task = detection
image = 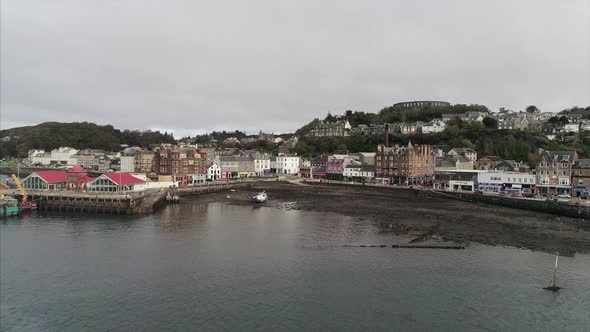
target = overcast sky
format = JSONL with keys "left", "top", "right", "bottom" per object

{"left": 1, "top": 0, "right": 589, "bottom": 137}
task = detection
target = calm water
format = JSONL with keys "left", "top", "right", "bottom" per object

{"left": 1, "top": 198, "right": 590, "bottom": 331}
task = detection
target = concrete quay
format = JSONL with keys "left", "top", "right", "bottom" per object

{"left": 22, "top": 179, "right": 280, "bottom": 215}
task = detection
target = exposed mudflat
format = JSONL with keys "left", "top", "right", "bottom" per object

{"left": 195, "top": 183, "right": 590, "bottom": 255}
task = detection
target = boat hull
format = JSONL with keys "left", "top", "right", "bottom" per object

{"left": 1, "top": 206, "right": 22, "bottom": 217}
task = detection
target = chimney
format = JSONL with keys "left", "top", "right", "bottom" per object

{"left": 385, "top": 124, "right": 390, "bottom": 147}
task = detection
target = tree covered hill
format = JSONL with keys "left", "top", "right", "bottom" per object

{"left": 0, "top": 122, "right": 176, "bottom": 158}
{"left": 296, "top": 104, "right": 491, "bottom": 136}
{"left": 294, "top": 120, "right": 589, "bottom": 163}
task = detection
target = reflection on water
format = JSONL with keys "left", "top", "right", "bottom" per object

{"left": 1, "top": 198, "right": 589, "bottom": 331}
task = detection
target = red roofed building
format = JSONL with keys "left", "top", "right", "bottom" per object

{"left": 66, "top": 166, "right": 93, "bottom": 190}
{"left": 21, "top": 171, "right": 68, "bottom": 191}
{"left": 88, "top": 173, "right": 146, "bottom": 192}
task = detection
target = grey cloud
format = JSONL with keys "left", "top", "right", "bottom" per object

{"left": 2, "top": 0, "right": 589, "bottom": 136}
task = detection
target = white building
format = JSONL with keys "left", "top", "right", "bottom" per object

{"left": 29, "top": 147, "right": 78, "bottom": 166}
{"left": 29, "top": 150, "right": 51, "bottom": 165}
{"left": 421, "top": 119, "right": 447, "bottom": 134}
{"left": 477, "top": 171, "right": 536, "bottom": 194}
{"left": 400, "top": 122, "right": 421, "bottom": 135}
{"left": 564, "top": 123, "right": 580, "bottom": 133}
{"left": 343, "top": 164, "right": 375, "bottom": 179}
{"left": 191, "top": 174, "right": 206, "bottom": 184}
{"left": 120, "top": 156, "right": 135, "bottom": 173}
{"left": 252, "top": 153, "right": 271, "bottom": 176}
{"left": 275, "top": 155, "right": 300, "bottom": 174}
{"left": 51, "top": 147, "right": 79, "bottom": 165}
{"left": 448, "top": 147, "right": 478, "bottom": 162}
{"left": 207, "top": 163, "right": 221, "bottom": 180}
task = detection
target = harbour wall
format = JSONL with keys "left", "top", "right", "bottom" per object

{"left": 434, "top": 191, "right": 590, "bottom": 219}
{"left": 27, "top": 180, "right": 271, "bottom": 216}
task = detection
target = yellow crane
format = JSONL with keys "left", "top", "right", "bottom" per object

{"left": 11, "top": 174, "right": 27, "bottom": 204}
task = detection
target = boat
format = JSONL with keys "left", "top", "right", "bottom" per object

{"left": 165, "top": 193, "right": 180, "bottom": 203}
{"left": 543, "top": 252, "right": 563, "bottom": 292}
{"left": 1, "top": 197, "right": 22, "bottom": 217}
{"left": 252, "top": 191, "right": 268, "bottom": 203}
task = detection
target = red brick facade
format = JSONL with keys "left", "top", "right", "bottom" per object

{"left": 375, "top": 142, "right": 435, "bottom": 183}
{"left": 153, "top": 147, "right": 206, "bottom": 175}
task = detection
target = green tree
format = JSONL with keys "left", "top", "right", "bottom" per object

{"left": 482, "top": 117, "right": 498, "bottom": 129}
{"left": 526, "top": 105, "right": 539, "bottom": 113}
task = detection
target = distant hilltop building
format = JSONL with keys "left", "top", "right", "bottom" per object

{"left": 308, "top": 119, "right": 351, "bottom": 137}
{"left": 393, "top": 101, "right": 450, "bottom": 109}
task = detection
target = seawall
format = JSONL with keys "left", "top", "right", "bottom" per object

{"left": 434, "top": 191, "right": 590, "bottom": 219}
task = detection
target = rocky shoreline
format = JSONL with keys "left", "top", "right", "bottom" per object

{"left": 198, "top": 182, "right": 590, "bottom": 255}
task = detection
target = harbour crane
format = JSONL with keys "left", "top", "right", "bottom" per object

{"left": 11, "top": 174, "right": 27, "bottom": 204}
{"left": 10, "top": 174, "right": 37, "bottom": 210}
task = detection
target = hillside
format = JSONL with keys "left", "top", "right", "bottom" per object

{"left": 296, "top": 104, "right": 490, "bottom": 136}
{"left": 0, "top": 122, "right": 176, "bottom": 158}
{"left": 294, "top": 121, "right": 589, "bottom": 163}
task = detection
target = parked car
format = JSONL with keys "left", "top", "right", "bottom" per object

{"left": 557, "top": 193, "right": 571, "bottom": 199}
{"left": 522, "top": 189, "right": 534, "bottom": 198}
{"left": 580, "top": 192, "right": 590, "bottom": 200}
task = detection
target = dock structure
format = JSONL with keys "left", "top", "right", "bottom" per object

{"left": 26, "top": 181, "right": 246, "bottom": 215}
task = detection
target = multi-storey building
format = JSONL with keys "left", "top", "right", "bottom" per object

{"left": 497, "top": 113, "right": 529, "bottom": 130}
{"left": 326, "top": 155, "right": 356, "bottom": 180}
{"left": 421, "top": 119, "right": 447, "bottom": 134}
{"left": 355, "top": 152, "right": 376, "bottom": 166}
{"left": 219, "top": 155, "right": 256, "bottom": 178}
{"left": 572, "top": 159, "right": 590, "bottom": 197}
{"left": 29, "top": 147, "right": 78, "bottom": 166}
{"left": 375, "top": 142, "right": 436, "bottom": 185}
{"left": 436, "top": 155, "right": 473, "bottom": 170}
{"left": 251, "top": 152, "right": 271, "bottom": 176}
{"left": 535, "top": 149, "right": 578, "bottom": 197}
{"left": 207, "top": 161, "right": 221, "bottom": 180}
{"left": 120, "top": 156, "right": 135, "bottom": 173}
{"left": 308, "top": 120, "right": 351, "bottom": 137}
{"left": 275, "top": 155, "right": 301, "bottom": 174}
{"left": 343, "top": 164, "right": 375, "bottom": 181}
{"left": 447, "top": 147, "right": 477, "bottom": 163}
{"left": 133, "top": 151, "right": 154, "bottom": 173}
{"left": 475, "top": 156, "right": 513, "bottom": 171}
{"left": 477, "top": 171, "right": 536, "bottom": 194}
{"left": 153, "top": 147, "right": 206, "bottom": 176}
{"left": 75, "top": 152, "right": 97, "bottom": 170}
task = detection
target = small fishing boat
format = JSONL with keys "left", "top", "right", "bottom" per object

{"left": 252, "top": 191, "right": 268, "bottom": 204}
{"left": 543, "top": 252, "right": 563, "bottom": 292}
{"left": 1, "top": 197, "right": 22, "bottom": 217}
{"left": 165, "top": 193, "right": 180, "bottom": 203}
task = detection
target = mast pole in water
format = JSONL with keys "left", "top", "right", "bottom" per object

{"left": 552, "top": 252, "right": 559, "bottom": 288}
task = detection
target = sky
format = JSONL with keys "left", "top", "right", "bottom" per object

{"left": 1, "top": 0, "right": 589, "bottom": 137}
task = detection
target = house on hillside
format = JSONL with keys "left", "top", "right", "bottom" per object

{"left": 475, "top": 156, "right": 513, "bottom": 171}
